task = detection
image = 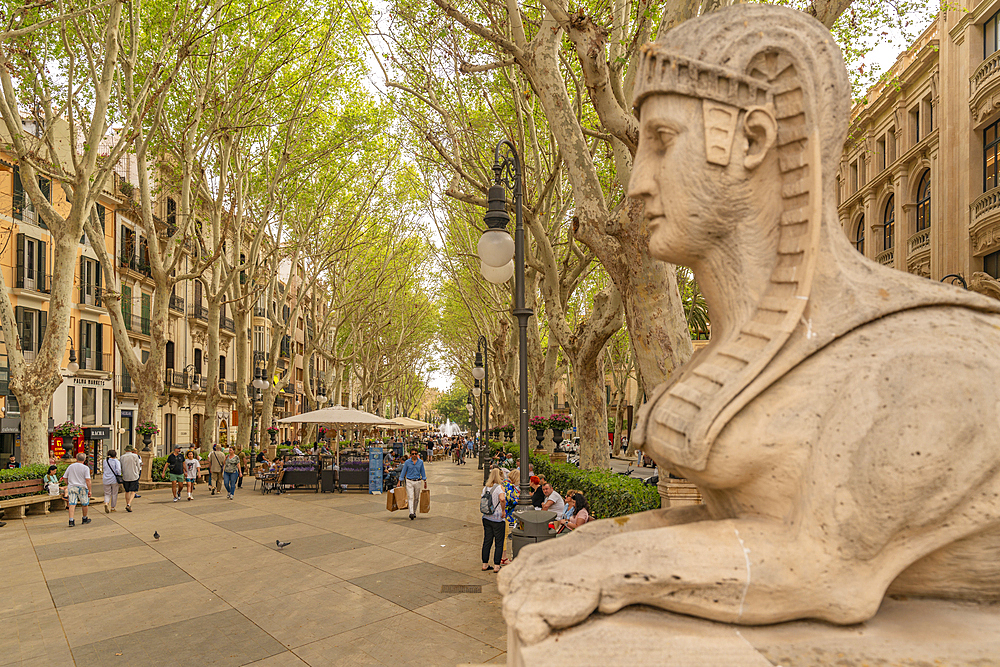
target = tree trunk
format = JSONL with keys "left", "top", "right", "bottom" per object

{"left": 574, "top": 352, "right": 610, "bottom": 470}
{"left": 19, "top": 396, "right": 51, "bottom": 466}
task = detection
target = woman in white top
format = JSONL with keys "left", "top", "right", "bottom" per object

{"left": 481, "top": 467, "right": 507, "bottom": 573}
{"left": 102, "top": 450, "right": 122, "bottom": 513}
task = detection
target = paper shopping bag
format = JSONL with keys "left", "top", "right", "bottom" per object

{"left": 386, "top": 490, "right": 398, "bottom": 512}
{"left": 419, "top": 487, "right": 430, "bottom": 514}
{"left": 393, "top": 485, "right": 408, "bottom": 509}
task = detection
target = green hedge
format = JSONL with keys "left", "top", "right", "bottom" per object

{"left": 0, "top": 463, "right": 72, "bottom": 498}
{"left": 489, "top": 441, "right": 659, "bottom": 519}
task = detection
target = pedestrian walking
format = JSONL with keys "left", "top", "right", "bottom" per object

{"left": 222, "top": 446, "right": 242, "bottom": 500}
{"left": 102, "top": 450, "right": 122, "bottom": 513}
{"left": 162, "top": 445, "right": 185, "bottom": 501}
{"left": 208, "top": 445, "right": 226, "bottom": 496}
{"left": 237, "top": 451, "right": 247, "bottom": 488}
{"left": 183, "top": 450, "right": 200, "bottom": 500}
{"left": 62, "top": 452, "right": 92, "bottom": 527}
{"left": 120, "top": 445, "right": 141, "bottom": 512}
{"left": 397, "top": 449, "right": 426, "bottom": 520}
{"left": 481, "top": 467, "right": 506, "bottom": 572}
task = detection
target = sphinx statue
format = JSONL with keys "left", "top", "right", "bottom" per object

{"left": 499, "top": 5, "right": 1000, "bottom": 646}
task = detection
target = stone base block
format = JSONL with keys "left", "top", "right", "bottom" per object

{"left": 507, "top": 598, "right": 1000, "bottom": 666}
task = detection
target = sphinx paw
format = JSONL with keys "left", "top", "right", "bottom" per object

{"left": 502, "top": 572, "right": 601, "bottom": 645}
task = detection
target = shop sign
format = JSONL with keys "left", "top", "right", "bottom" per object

{"left": 72, "top": 378, "right": 107, "bottom": 386}
{"left": 84, "top": 427, "right": 110, "bottom": 440}
{"left": 368, "top": 447, "right": 383, "bottom": 494}
{"left": 1, "top": 417, "right": 20, "bottom": 434}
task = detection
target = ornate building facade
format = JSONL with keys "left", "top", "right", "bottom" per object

{"left": 840, "top": 1, "right": 1000, "bottom": 283}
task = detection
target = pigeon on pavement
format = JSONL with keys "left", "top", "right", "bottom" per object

{"left": 153, "top": 531, "right": 159, "bottom": 540}
{"left": 276, "top": 539, "right": 291, "bottom": 549}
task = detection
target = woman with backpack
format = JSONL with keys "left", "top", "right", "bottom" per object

{"left": 481, "top": 467, "right": 506, "bottom": 573}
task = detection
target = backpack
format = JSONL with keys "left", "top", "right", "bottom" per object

{"left": 480, "top": 486, "right": 497, "bottom": 516}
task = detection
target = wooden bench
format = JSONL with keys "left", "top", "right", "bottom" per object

{"left": 0, "top": 479, "right": 67, "bottom": 518}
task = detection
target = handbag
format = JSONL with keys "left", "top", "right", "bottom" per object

{"left": 419, "top": 487, "right": 431, "bottom": 514}
{"left": 109, "top": 460, "right": 123, "bottom": 484}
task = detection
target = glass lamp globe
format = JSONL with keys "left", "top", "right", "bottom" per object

{"left": 481, "top": 259, "right": 514, "bottom": 284}
{"left": 472, "top": 366, "right": 485, "bottom": 381}
{"left": 67, "top": 360, "right": 79, "bottom": 373}
{"left": 478, "top": 229, "right": 514, "bottom": 268}
{"left": 472, "top": 386, "right": 482, "bottom": 397}
{"left": 253, "top": 377, "right": 267, "bottom": 390}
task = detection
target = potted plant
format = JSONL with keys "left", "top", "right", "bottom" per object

{"left": 548, "top": 413, "right": 573, "bottom": 447}
{"left": 53, "top": 421, "right": 83, "bottom": 438}
{"left": 135, "top": 420, "right": 159, "bottom": 451}
{"left": 266, "top": 425, "right": 279, "bottom": 446}
{"left": 502, "top": 423, "right": 515, "bottom": 441}
{"left": 529, "top": 416, "right": 547, "bottom": 446}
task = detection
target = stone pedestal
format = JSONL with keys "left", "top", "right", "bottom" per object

{"left": 139, "top": 450, "right": 153, "bottom": 482}
{"left": 507, "top": 599, "right": 1000, "bottom": 666}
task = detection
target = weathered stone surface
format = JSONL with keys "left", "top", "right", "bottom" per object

{"left": 500, "top": 3, "right": 1000, "bottom": 650}
{"left": 509, "top": 600, "right": 1000, "bottom": 667}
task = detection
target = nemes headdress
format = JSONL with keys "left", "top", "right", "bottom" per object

{"left": 631, "top": 6, "right": 1000, "bottom": 472}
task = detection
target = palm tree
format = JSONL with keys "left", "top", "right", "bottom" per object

{"left": 676, "top": 267, "right": 710, "bottom": 339}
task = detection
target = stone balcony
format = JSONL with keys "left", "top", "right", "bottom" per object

{"left": 908, "top": 228, "right": 930, "bottom": 253}
{"left": 971, "top": 52, "right": 1000, "bottom": 124}
{"left": 971, "top": 186, "right": 1000, "bottom": 254}
{"left": 876, "top": 248, "right": 894, "bottom": 266}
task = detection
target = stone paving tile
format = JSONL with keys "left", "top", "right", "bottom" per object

{"left": 429, "top": 492, "right": 472, "bottom": 503}
{"left": 57, "top": 580, "right": 230, "bottom": 647}
{"left": 270, "top": 531, "right": 372, "bottom": 559}
{"left": 235, "top": 580, "right": 405, "bottom": 650}
{"left": 304, "top": 544, "right": 422, "bottom": 580}
{"left": 70, "top": 608, "right": 284, "bottom": 667}
{"left": 174, "top": 499, "right": 249, "bottom": 515}
{"left": 415, "top": 583, "right": 507, "bottom": 652}
{"left": 39, "top": 544, "right": 166, "bottom": 580}
{"left": 243, "top": 651, "right": 311, "bottom": 666}
{"left": 238, "top": 521, "right": 331, "bottom": 546}
{"left": 294, "top": 609, "right": 503, "bottom": 667}
{"left": 325, "top": 502, "right": 386, "bottom": 516}
{"left": 388, "top": 514, "right": 476, "bottom": 534}
{"left": 201, "top": 558, "right": 342, "bottom": 606}
{"left": 211, "top": 513, "right": 296, "bottom": 532}
{"left": 47, "top": 559, "right": 191, "bottom": 607}
{"left": 0, "top": 608, "right": 73, "bottom": 667}
{"left": 348, "top": 561, "right": 485, "bottom": 611}
{"left": 165, "top": 541, "right": 287, "bottom": 580}
{"left": 34, "top": 532, "right": 143, "bottom": 561}
{"left": 1, "top": 580, "right": 55, "bottom": 618}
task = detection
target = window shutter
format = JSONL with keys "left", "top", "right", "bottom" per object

{"left": 80, "top": 256, "right": 87, "bottom": 303}
{"left": 37, "top": 309, "right": 46, "bottom": 352}
{"left": 96, "top": 324, "right": 103, "bottom": 371}
{"left": 37, "top": 240, "right": 46, "bottom": 292}
{"left": 119, "top": 226, "right": 127, "bottom": 264}
{"left": 194, "top": 280, "right": 202, "bottom": 308}
{"left": 95, "top": 262, "right": 102, "bottom": 307}
{"left": 39, "top": 177, "right": 50, "bottom": 202}
{"left": 122, "top": 284, "right": 131, "bottom": 323}
{"left": 97, "top": 204, "right": 105, "bottom": 233}
{"left": 79, "top": 319, "right": 85, "bottom": 369}
{"left": 14, "top": 306, "right": 24, "bottom": 350}
{"left": 12, "top": 167, "right": 23, "bottom": 219}
{"left": 15, "top": 234, "right": 24, "bottom": 288}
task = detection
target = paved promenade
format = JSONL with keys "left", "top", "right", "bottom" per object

{"left": 2, "top": 459, "right": 505, "bottom": 667}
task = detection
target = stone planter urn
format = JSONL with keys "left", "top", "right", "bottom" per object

{"left": 552, "top": 428, "right": 564, "bottom": 449}
{"left": 141, "top": 433, "right": 152, "bottom": 452}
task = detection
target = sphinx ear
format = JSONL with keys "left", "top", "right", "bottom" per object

{"left": 742, "top": 106, "right": 777, "bottom": 170}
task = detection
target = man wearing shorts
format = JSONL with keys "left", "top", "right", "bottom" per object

{"left": 161, "top": 445, "right": 186, "bottom": 502}
{"left": 61, "top": 452, "right": 92, "bottom": 527}
{"left": 120, "top": 445, "right": 142, "bottom": 512}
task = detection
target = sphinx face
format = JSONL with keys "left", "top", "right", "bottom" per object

{"left": 628, "top": 94, "right": 748, "bottom": 268}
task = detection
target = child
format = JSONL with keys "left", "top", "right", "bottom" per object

{"left": 44, "top": 465, "right": 61, "bottom": 497}
{"left": 183, "top": 450, "right": 200, "bottom": 501}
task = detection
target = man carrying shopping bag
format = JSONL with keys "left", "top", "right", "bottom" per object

{"left": 397, "top": 449, "right": 426, "bottom": 520}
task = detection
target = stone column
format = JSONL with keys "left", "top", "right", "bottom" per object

{"left": 139, "top": 449, "right": 153, "bottom": 482}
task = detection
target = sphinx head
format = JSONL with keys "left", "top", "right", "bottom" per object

{"left": 627, "top": 6, "right": 851, "bottom": 271}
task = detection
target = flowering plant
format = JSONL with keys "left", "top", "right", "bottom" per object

{"left": 548, "top": 413, "right": 573, "bottom": 431}
{"left": 528, "top": 416, "right": 547, "bottom": 430}
{"left": 135, "top": 420, "right": 159, "bottom": 436}
{"left": 53, "top": 421, "right": 83, "bottom": 438}
{"left": 266, "top": 426, "right": 279, "bottom": 435}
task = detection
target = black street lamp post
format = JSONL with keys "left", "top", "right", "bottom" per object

{"left": 473, "top": 337, "right": 490, "bottom": 481}
{"left": 478, "top": 140, "right": 532, "bottom": 506}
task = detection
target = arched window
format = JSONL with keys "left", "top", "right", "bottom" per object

{"left": 855, "top": 216, "right": 865, "bottom": 255}
{"left": 883, "top": 195, "right": 895, "bottom": 250}
{"left": 916, "top": 171, "right": 930, "bottom": 232}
